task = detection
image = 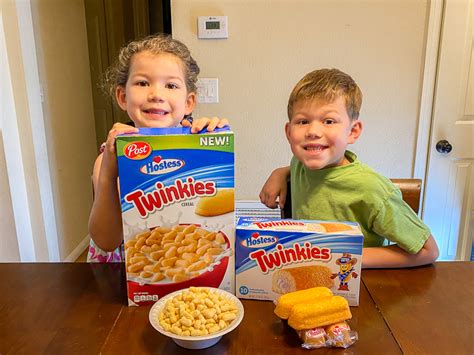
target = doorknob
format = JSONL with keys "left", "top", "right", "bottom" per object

{"left": 436, "top": 140, "right": 452, "bottom": 154}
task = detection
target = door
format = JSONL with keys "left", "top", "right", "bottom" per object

{"left": 423, "top": 0, "right": 474, "bottom": 260}
{"left": 84, "top": 0, "right": 152, "bottom": 150}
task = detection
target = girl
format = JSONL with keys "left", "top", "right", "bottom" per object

{"left": 88, "top": 34, "right": 229, "bottom": 262}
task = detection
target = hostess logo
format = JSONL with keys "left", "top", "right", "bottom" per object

{"left": 241, "top": 232, "right": 278, "bottom": 248}
{"left": 140, "top": 155, "right": 185, "bottom": 175}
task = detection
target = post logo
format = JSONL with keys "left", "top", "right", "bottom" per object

{"left": 123, "top": 142, "right": 151, "bottom": 160}
{"left": 140, "top": 156, "right": 185, "bottom": 175}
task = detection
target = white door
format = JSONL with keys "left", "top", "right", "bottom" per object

{"left": 423, "top": 0, "right": 474, "bottom": 261}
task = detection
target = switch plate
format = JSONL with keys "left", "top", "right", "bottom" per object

{"left": 196, "top": 78, "right": 219, "bottom": 103}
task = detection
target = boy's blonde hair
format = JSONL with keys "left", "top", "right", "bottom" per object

{"left": 287, "top": 68, "right": 362, "bottom": 121}
{"left": 102, "top": 33, "right": 200, "bottom": 98}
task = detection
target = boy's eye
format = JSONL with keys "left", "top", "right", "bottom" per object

{"left": 295, "top": 119, "right": 309, "bottom": 125}
{"left": 166, "top": 82, "right": 179, "bottom": 89}
{"left": 323, "top": 118, "right": 336, "bottom": 125}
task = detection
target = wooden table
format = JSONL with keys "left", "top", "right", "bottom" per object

{"left": 0, "top": 262, "right": 472, "bottom": 354}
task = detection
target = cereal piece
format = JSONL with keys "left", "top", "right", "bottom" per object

{"left": 173, "top": 274, "right": 190, "bottom": 283}
{"left": 125, "top": 239, "right": 136, "bottom": 248}
{"left": 161, "top": 257, "right": 178, "bottom": 267}
{"left": 165, "top": 267, "right": 185, "bottom": 278}
{"left": 206, "top": 247, "right": 223, "bottom": 255}
{"left": 215, "top": 233, "right": 226, "bottom": 245}
{"left": 140, "top": 271, "right": 153, "bottom": 278}
{"left": 183, "top": 224, "right": 196, "bottom": 234}
{"left": 196, "top": 244, "right": 212, "bottom": 256}
{"left": 151, "top": 273, "right": 165, "bottom": 282}
{"left": 186, "top": 260, "right": 207, "bottom": 273}
{"left": 128, "top": 261, "right": 146, "bottom": 273}
{"left": 150, "top": 250, "right": 165, "bottom": 261}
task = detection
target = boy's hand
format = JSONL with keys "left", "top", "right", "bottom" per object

{"left": 259, "top": 166, "right": 290, "bottom": 209}
{"left": 182, "top": 116, "right": 229, "bottom": 133}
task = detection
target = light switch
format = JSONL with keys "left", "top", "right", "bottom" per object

{"left": 196, "top": 78, "right": 219, "bottom": 103}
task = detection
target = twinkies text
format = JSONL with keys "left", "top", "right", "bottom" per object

{"left": 125, "top": 177, "right": 216, "bottom": 217}
{"left": 249, "top": 243, "right": 331, "bottom": 273}
{"left": 255, "top": 220, "right": 305, "bottom": 229}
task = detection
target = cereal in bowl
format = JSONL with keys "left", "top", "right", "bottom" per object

{"left": 158, "top": 287, "right": 238, "bottom": 336}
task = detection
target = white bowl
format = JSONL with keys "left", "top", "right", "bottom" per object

{"left": 149, "top": 287, "right": 244, "bottom": 349}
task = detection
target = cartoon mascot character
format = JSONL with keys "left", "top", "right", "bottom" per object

{"left": 331, "top": 253, "right": 358, "bottom": 291}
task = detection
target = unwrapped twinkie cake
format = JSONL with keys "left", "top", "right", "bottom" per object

{"left": 235, "top": 218, "right": 364, "bottom": 306}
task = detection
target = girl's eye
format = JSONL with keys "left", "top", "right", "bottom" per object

{"left": 136, "top": 80, "right": 149, "bottom": 87}
{"left": 166, "top": 83, "right": 179, "bottom": 89}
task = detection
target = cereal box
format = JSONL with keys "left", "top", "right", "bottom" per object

{"left": 116, "top": 127, "right": 234, "bottom": 306}
{"left": 235, "top": 218, "right": 363, "bottom": 306}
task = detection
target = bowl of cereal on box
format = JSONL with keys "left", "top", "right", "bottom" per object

{"left": 126, "top": 224, "right": 232, "bottom": 301}
{"left": 149, "top": 286, "right": 244, "bottom": 349}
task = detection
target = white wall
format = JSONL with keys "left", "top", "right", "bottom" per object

{"left": 172, "top": 0, "right": 429, "bottom": 199}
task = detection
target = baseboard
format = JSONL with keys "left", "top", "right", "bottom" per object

{"left": 64, "top": 235, "right": 90, "bottom": 262}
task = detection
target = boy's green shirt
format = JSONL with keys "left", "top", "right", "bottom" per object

{"left": 290, "top": 151, "right": 431, "bottom": 253}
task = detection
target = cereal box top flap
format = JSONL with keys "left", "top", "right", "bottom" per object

{"left": 117, "top": 126, "right": 232, "bottom": 137}
{"left": 236, "top": 217, "right": 363, "bottom": 235}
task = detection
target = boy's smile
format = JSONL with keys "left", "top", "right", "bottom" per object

{"left": 115, "top": 51, "right": 196, "bottom": 128}
{"left": 285, "top": 96, "right": 362, "bottom": 170}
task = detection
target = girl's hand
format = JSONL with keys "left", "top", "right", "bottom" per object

{"left": 103, "top": 122, "right": 139, "bottom": 155}
{"left": 182, "top": 116, "right": 230, "bottom": 133}
{"left": 259, "top": 166, "right": 290, "bottom": 209}
{"left": 100, "top": 123, "right": 139, "bottom": 179}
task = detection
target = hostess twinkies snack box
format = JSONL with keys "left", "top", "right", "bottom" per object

{"left": 235, "top": 218, "right": 363, "bottom": 306}
{"left": 116, "top": 127, "right": 234, "bottom": 306}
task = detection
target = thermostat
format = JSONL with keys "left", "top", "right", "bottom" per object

{"left": 198, "top": 16, "right": 228, "bottom": 39}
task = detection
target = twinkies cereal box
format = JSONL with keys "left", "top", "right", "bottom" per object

{"left": 116, "top": 127, "right": 234, "bottom": 306}
{"left": 235, "top": 218, "right": 363, "bottom": 306}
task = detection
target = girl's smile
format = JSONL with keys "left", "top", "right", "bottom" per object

{"left": 115, "top": 51, "right": 196, "bottom": 128}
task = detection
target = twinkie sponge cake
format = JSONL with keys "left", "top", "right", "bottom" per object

{"left": 274, "top": 286, "right": 333, "bottom": 319}
{"left": 288, "top": 296, "right": 352, "bottom": 330}
{"left": 272, "top": 265, "right": 334, "bottom": 294}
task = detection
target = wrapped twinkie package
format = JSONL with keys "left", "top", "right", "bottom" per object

{"left": 116, "top": 127, "right": 235, "bottom": 306}
{"left": 235, "top": 218, "right": 363, "bottom": 306}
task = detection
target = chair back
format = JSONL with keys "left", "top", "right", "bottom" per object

{"left": 389, "top": 178, "right": 421, "bottom": 214}
{"left": 281, "top": 178, "right": 422, "bottom": 218}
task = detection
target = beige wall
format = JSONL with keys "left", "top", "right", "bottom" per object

{"left": 0, "top": 0, "right": 96, "bottom": 261}
{"left": 30, "top": 0, "right": 97, "bottom": 259}
{"left": 0, "top": 133, "right": 20, "bottom": 262}
{"left": 172, "top": 0, "right": 429, "bottom": 199}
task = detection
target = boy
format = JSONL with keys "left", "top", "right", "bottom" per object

{"left": 259, "top": 68, "right": 438, "bottom": 268}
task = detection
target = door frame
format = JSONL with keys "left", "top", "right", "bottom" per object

{"left": 414, "top": 0, "right": 444, "bottom": 214}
